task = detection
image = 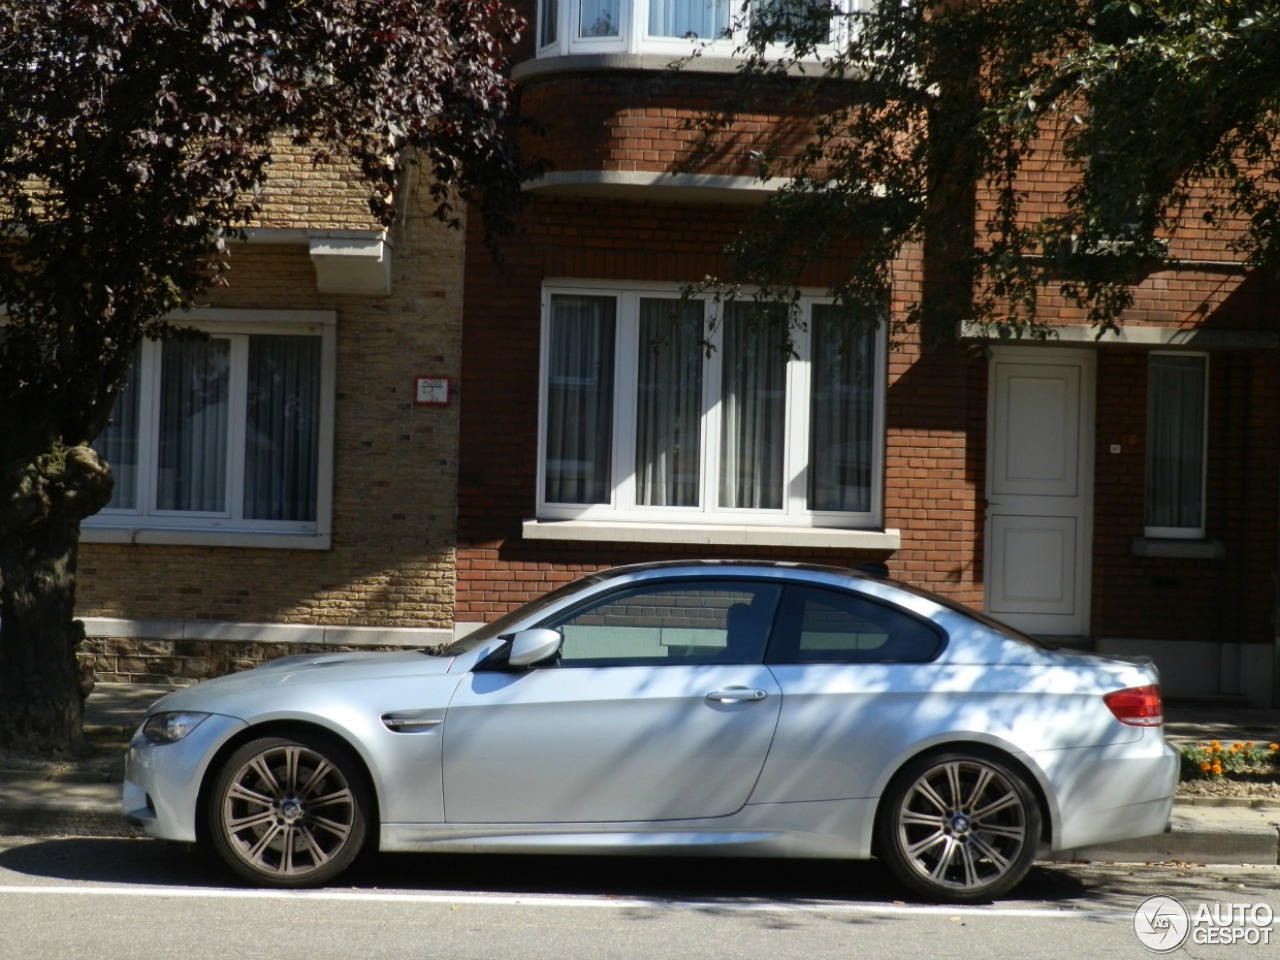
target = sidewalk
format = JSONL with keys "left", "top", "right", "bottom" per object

{"left": 0, "top": 683, "right": 1277, "bottom": 866}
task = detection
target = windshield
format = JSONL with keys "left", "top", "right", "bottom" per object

{"left": 423, "top": 572, "right": 609, "bottom": 657}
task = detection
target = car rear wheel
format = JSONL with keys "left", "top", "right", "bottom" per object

{"left": 877, "top": 751, "right": 1041, "bottom": 903}
{"left": 208, "top": 734, "right": 369, "bottom": 888}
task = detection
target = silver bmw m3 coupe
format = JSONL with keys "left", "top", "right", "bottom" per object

{"left": 123, "top": 560, "right": 1178, "bottom": 902}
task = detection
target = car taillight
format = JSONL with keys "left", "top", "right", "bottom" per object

{"left": 1104, "top": 684, "right": 1164, "bottom": 726}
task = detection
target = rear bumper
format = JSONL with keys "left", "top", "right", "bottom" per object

{"left": 1032, "top": 732, "right": 1179, "bottom": 851}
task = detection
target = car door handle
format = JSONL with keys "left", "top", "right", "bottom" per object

{"left": 705, "top": 687, "right": 768, "bottom": 703}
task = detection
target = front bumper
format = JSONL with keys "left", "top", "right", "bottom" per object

{"left": 122, "top": 713, "right": 249, "bottom": 842}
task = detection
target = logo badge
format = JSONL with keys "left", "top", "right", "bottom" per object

{"left": 1134, "top": 895, "right": 1191, "bottom": 952}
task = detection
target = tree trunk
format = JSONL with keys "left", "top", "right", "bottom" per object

{"left": 0, "top": 443, "right": 113, "bottom": 756}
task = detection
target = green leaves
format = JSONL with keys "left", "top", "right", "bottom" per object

{"left": 0, "top": 0, "right": 537, "bottom": 436}
{"left": 698, "top": 0, "right": 1280, "bottom": 340}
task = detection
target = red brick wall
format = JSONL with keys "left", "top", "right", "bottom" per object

{"left": 1092, "top": 346, "right": 1279, "bottom": 644}
{"left": 458, "top": 190, "right": 1277, "bottom": 650}
{"left": 521, "top": 70, "right": 830, "bottom": 179}
{"left": 456, "top": 197, "right": 988, "bottom": 620}
{"left": 460, "top": 55, "right": 1277, "bottom": 666}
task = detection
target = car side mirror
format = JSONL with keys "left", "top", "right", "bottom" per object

{"left": 507, "top": 628, "right": 563, "bottom": 668}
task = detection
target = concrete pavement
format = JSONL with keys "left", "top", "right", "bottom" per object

{"left": 0, "top": 683, "right": 1276, "bottom": 867}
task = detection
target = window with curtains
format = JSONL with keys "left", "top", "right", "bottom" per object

{"left": 538, "top": 284, "right": 884, "bottom": 526}
{"left": 535, "top": 0, "right": 875, "bottom": 55}
{"left": 85, "top": 313, "right": 334, "bottom": 546}
{"left": 1145, "top": 352, "right": 1207, "bottom": 539}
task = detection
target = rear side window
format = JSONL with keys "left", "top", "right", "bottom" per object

{"left": 766, "top": 585, "right": 944, "bottom": 664}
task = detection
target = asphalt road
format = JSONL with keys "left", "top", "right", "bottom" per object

{"left": 1, "top": 837, "right": 1276, "bottom": 960}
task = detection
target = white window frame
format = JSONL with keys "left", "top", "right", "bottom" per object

{"left": 535, "top": 280, "right": 885, "bottom": 529}
{"left": 82, "top": 308, "right": 336, "bottom": 550}
{"left": 535, "top": 0, "right": 875, "bottom": 58}
{"left": 1144, "top": 350, "right": 1208, "bottom": 541}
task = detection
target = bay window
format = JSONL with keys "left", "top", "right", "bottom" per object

{"left": 536, "top": 0, "right": 875, "bottom": 55}
{"left": 648, "top": 0, "right": 731, "bottom": 42}
{"left": 86, "top": 310, "right": 335, "bottom": 548}
{"left": 538, "top": 284, "right": 884, "bottom": 527}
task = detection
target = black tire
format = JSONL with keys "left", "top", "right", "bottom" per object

{"left": 876, "top": 750, "right": 1041, "bottom": 903}
{"left": 207, "top": 733, "right": 370, "bottom": 888}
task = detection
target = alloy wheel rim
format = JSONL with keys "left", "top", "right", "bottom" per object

{"left": 221, "top": 744, "right": 356, "bottom": 877}
{"left": 896, "top": 759, "right": 1028, "bottom": 891}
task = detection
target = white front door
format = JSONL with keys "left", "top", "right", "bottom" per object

{"left": 985, "top": 348, "right": 1094, "bottom": 637}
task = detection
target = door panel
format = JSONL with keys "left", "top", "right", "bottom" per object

{"left": 986, "top": 349, "right": 1093, "bottom": 636}
{"left": 441, "top": 665, "right": 782, "bottom": 824}
{"left": 991, "top": 365, "right": 1080, "bottom": 497}
{"left": 987, "top": 515, "right": 1076, "bottom": 616}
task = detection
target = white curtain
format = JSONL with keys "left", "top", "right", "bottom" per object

{"left": 648, "top": 0, "right": 731, "bottom": 38}
{"left": 244, "top": 335, "right": 321, "bottom": 522}
{"left": 719, "top": 303, "right": 786, "bottom": 509}
{"left": 158, "top": 338, "right": 229, "bottom": 513}
{"left": 636, "top": 299, "right": 703, "bottom": 506}
{"left": 540, "top": 0, "right": 559, "bottom": 44}
{"left": 809, "top": 305, "right": 874, "bottom": 512}
{"left": 545, "top": 295, "right": 616, "bottom": 504}
{"left": 96, "top": 347, "right": 142, "bottom": 510}
{"left": 1146, "top": 354, "right": 1205, "bottom": 530}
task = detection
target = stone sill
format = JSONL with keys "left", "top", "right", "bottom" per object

{"left": 523, "top": 519, "right": 901, "bottom": 551}
{"left": 1130, "top": 538, "right": 1227, "bottom": 560}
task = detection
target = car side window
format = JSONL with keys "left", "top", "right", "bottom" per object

{"left": 542, "top": 580, "right": 782, "bottom": 667}
{"left": 766, "top": 585, "right": 944, "bottom": 664}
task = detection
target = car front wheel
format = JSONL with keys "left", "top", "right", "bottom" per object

{"left": 208, "top": 734, "right": 370, "bottom": 887}
{"left": 877, "top": 751, "right": 1041, "bottom": 903}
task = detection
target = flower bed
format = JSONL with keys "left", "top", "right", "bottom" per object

{"left": 1180, "top": 740, "right": 1280, "bottom": 782}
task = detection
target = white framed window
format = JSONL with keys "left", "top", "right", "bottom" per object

{"left": 535, "top": 0, "right": 876, "bottom": 57}
{"left": 537, "top": 282, "right": 885, "bottom": 528}
{"left": 84, "top": 309, "right": 336, "bottom": 549}
{"left": 1145, "top": 351, "right": 1207, "bottom": 540}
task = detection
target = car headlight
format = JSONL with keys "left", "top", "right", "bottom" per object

{"left": 142, "top": 711, "right": 211, "bottom": 744}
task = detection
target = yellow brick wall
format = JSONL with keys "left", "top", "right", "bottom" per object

{"left": 250, "top": 138, "right": 385, "bottom": 231}
{"left": 76, "top": 163, "right": 465, "bottom": 670}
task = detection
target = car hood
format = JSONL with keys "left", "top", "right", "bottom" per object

{"left": 148, "top": 649, "right": 457, "bottom": 715}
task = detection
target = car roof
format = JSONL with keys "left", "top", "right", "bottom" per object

{"left": 589, "top": 559, "right": 884, "bottom": 583}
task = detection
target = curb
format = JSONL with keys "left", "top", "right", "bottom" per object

{"left": 1051, "top": 805, "right": 1280, "bottom": 867}
{"left": 0, "top": 804, "right": 139, "bottom": 839}
{"left": 0, "top": 794, "right": 137, "bottom": 839}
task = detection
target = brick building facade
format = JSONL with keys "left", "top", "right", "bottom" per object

{"left": 453, "top": 3, "right": 1279, "bottom": 706}
{"left": 74, "top": 9, "right": 1280, "bottom": 706}
{"left": 76, "top": 151, "right": 466, "bottom": 681}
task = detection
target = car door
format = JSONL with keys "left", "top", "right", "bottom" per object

{"left": 441, "top": 578, "right": 784, "bottom": 824}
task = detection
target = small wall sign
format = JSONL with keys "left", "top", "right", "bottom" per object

{"left": 414, "top": 376, "right": 451, "bottom": 406}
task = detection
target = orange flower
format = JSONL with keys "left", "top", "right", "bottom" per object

{"left": 1270, "top": 743, "right": 1279, "bottom": 752}
{"left": 1211, "top": 763, "right": 1223, "bottom": 776}
{"left": 1200, "top": 762, "right": 1212, "bottom": 772}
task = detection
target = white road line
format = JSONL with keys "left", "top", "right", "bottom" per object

{"left": 0, "top": 884, "right": 1133, "bottom": 919}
